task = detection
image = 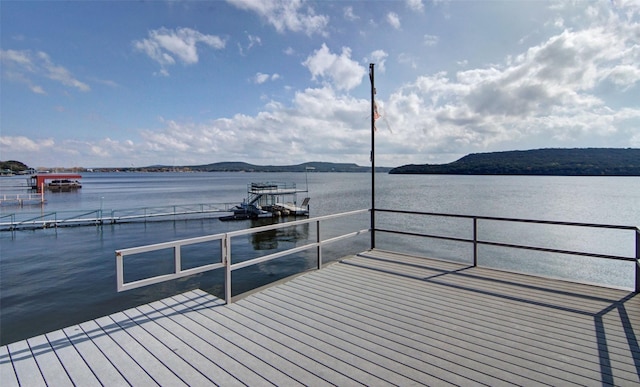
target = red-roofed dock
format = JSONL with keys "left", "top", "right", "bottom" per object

{"left": 29, "top": 174, "right": 82, "bottom": 192}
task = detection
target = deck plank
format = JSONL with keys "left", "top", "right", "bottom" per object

{"left": 0, "top": 346, "right": 19, "bottom": 387}
{"left": 247, "top": 295, "right": 431, "bottom": 386}
{"left": 273, "top": 266, "right": 576, "bottom": 386}
{"left": 161, "top": 292, "right": 333, "bottom": 386}
{"left": 110, "top": 308, "right": 202, "bottom": 386}
{"left": 130, "top": 302, "right": 244, "bottom": 387}
{"left": 315, "top": 263, "right": 639, "bottom": 376}
{"left": 27, "top": 334, "right": 75, "bottom": 387}
{"left": 90, "top": 315, "right": 163, "bottom": 386}
{"left": 223, "top": 300, "right": 381, "bottom": 386}
{"left": 173, "top": 294, "right": 351, "bottom": 386}
{"left": 60, "top": 324, "right": 128, "bottom": 386}
{"left": 6, "top": 339, "right": 47, "bottom": 387}
{"left": 135, "top": 296, "right": 278, "bottom": 386}
{"left": 344, "top": 255, "right": 635, "bottom": 349}
{"left": 45, "top": 329, "right": 102, "bottom": 386}
{"left": 248, "top": 293, "right": 458, "bottom": 386}
{"left": 254, "top": 283, "right": 508, "bottom": 386}
{"left": 1, "top": 250, "right": 639, "bottom": 386}
{"left": 349, "top": 250, "right": 640, "bottom": 386}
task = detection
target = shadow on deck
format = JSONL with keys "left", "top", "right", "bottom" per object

{"left": 2, "top": 249, "right": 639, "bottom": 386}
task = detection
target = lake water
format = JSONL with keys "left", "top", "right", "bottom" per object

{"left": 1, "top": 172, "right": 639, "bottom": 345}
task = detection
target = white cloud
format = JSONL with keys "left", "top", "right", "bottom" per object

{"left": 379, "top": 18, "right": 640, "bottom": 159}
{"left": 303, "top": 43, "right": 366, "bottom": 91}
{"left": 37, "top": 52, "right": 91, "bottom": 92}
{"left": 398, "top": 53, "right": 417, "bottom": 69}
{"left": 387, "top": 12, "right": 401, "bottom": 29}
{"left": 0, "top": 49, "right": 90, "bottom": 93}
{"left": 239, "top": 33, "right": 262, "bottom": 55}
{"left": 1, "top": 49, "right": 33, "bottom": 68}
{"left": 1, "top": 84, "right": 373, "bottom": 167}
{"left": 406, "top": 0, "right": 424, "bottom": 12}
{"left": 0, "top": 136, "right": 55, "bottom": 152}
{"left": 227, "top": 0, "right": 329, "bottom": 36}
{"left": 253, "top": 72, "right": 280, "bottom": 84}
{"left": 343, "top": 6, "right": 359, "bottom": 21}
{"left": 254, "top": 73, "right": 270, "bottom": 84}
{"left": 31, "top": 85, "right": 46, "bottom": 94}
{"left": 247, "top": 34, "right": 261, "bottom": 49}
{"left": 133, "top": 27, "right": 226, "bottom": 74}
{"left": 368, "top": 50, "right": 389, "bottom": 73}
{"left": 134, "top": 86, "right": 372, "bottom": 165}
{"left": 423, "top": 34, "right": 439, "bottom": 46}
{"left": 5, "top": 0, "right": 639, "bottom": 168}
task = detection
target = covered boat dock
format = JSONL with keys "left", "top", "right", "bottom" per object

{"left": 29, "top": 174, "right": 82, "bottom": 192}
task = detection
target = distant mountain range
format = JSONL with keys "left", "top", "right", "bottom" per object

{"left": 0, "top": 160, "right": 390, "bottom": 173}
{"left": 389, "top": 148, "right": 640, "bottom": 176}
{"left": 6, "top": 149, "right": 638, "bottom": 175}
{"left": 147, "top": 161, "right": 392, "bottom": 173}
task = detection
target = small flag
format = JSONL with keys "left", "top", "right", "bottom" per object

{"left": 372, "top": 100, "right": 393, "bottom": 134}
{"left": 373, "top": 100, "right": 381, "bottom": 131}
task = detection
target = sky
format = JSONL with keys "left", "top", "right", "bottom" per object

{"left": 1, "top": 0, "right": 639, "bottom": 169}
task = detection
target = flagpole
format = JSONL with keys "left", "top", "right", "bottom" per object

{"left": 369, "top": 63, "right": 375, "bottom": 250}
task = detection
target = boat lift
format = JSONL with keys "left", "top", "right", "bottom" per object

{"left": 221, "top": 182, "right": 310, "bottom": 221}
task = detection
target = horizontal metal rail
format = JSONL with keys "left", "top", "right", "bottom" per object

{"left": 116, "top": 209, "right": 370, "bottom": 301}
{"left": 376, "top": 209, "right": 638, "bottom": 230}
{"left": 375, "top": 208, "right": 640, "bottom": 292}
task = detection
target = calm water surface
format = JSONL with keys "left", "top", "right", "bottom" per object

{"left": 1, "top": 172, "right": 639, "bottom": 345}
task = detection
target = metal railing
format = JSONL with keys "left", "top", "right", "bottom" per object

{"left": 115, "top": 209, "right": 369, "bottom": 302}
{"left": 375, "top": 209, "right": 640, "bottom": 292}
{"left": 115, "top": 208, "right": 640, "bottom": 299}
{"left": 0, "top": 202, "right": 238, "bottom": 231}
{"left": 0, "top": 193, "right": 45, "bottom": 206}
{"left": 109, "top": 203, "right": 236, "bottom": 222}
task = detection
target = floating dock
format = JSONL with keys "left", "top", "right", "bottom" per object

{"left": 2, "top": 250, "right": 639, "bottom": 386}
{"left": 0, "top": 203, "right": 237, "bottom": 231}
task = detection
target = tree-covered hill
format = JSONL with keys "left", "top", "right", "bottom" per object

{"left": 389, "top": 148, "right": 640, "bottom": 176}
{"left": 0, "top": 160, "right": 29, "bottom": 173}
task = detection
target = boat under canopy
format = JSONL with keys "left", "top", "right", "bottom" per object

{"left": 28, "top": 174, "right": 82, "bottom": 192}
{"left": 221, "top": 182, "right": 310, "bottom": 221}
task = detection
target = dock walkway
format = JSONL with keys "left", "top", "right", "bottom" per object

{"left": 2, "top": 250, "right": 639, "bottom": 386}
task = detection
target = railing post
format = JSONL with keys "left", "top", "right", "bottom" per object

{"left": 370, "top": 63, "right": 376, "bottom": 251}
{"left": 224, "top": 234, "right": 232, "bottom": 304}
{"left": 116, "top": 251, "right": 124, "bottom": 292}
{"left": 316, "top": 220, "right": 322, "bottom": 270}
{"left": 174, "top": 245, "right": 181, "bottom": 275}
{"left": 636, "top": 228, "right": 640, "bottom": 293}
{"left": 473, "top": 217, "right": 478, "bottom": 267}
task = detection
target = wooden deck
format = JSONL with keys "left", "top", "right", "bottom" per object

{"left": 2, "top": 250, "right": 639, "bottom": 386}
